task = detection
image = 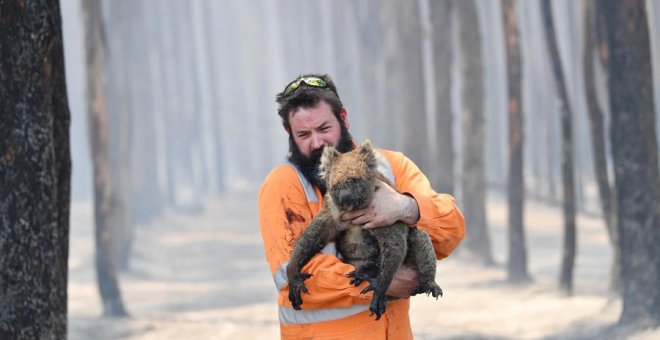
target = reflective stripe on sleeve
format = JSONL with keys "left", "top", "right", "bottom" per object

{"left": 279, "top": 304, "right": 369, "bottom": 325}
{"left": 375, "top": 150, "right": 396, "bottom": 186}
{"left": 273, "top": 243, "right": 340, "bottom": 291}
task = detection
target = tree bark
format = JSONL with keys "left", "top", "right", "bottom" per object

{"left": 82, "top": 0, "right": 128, "bottom": 317}
{"left": 601, "top": 0, "right": 660, "bottom": 327}
{"left": 0, "top": 1, "right": 71, "bottom": 337}
{"left": 502, "top": 0, "right": 531, "bottom": 283}
{"left": 583, "top": 0, "right": 620, "bottom": 294}
{"left": 382, "top": 1, "right": 429, "bottom": 172}
{"left": 430, "top": 0, "right": 454, "bottom": 194}
{"left": 540, "top": 0, "right": 577, "bottom": 295}
{"left": 457, "top": 0, "right": 493, "bottom": 265}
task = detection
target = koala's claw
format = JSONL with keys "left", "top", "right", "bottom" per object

{"left": 346, "top": 270, "right": 361, "bottom": 286}
{"left": 411, "top": 281, "right": 443, "bottom": 299}
{"left": 360, "top": 284, "right": 375, "bottom": 294}
{"left": 346, "top": 269, "right": 372, "bottom": 287}
{"left": 347, "top": 264, "right": 379, "bottom": 287}
{"left": 369, "top": 291, "right": 388, "bottom": 320}
{"left": 288, "top": 273, "right": 313, "bottom": 310}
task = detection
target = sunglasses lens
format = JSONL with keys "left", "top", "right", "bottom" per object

{"left": 283, "top": 77, "right": 328, "bottom": 96}
{"left": 303, "top": 77, "right": 326, "bottom": 87}
{"left": 284, "top": 81, "right": 300, "bottom": 95}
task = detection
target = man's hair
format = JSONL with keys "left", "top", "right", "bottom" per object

{"left": 275, "top": 73, "right": 344, "bottom": 130}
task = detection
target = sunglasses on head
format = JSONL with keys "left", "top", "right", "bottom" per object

{"left": 283, "top": 76, "right": 328, "bottom": 96}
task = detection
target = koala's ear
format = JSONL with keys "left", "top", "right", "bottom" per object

{"left": 320, "top": 146, "right": 340, "bottom": 179}
{"left": 358, "top": 140, "right": 377, "bottom": 170}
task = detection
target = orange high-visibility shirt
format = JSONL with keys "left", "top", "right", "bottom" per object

{"left": 259, "top": 147, "right": 466, "bottom": 339}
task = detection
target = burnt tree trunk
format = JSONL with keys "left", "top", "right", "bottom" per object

{"left": 430, "top": 0, "right": 454, "bottom": 194}
{"left": 601, "top": 0, "right": 660, "bottom": 327}
{"left": 82, "top": 0, "right": 128, "bottom": 317}
{"left": 502, "top": 0, "right": 530, "bottom": 283}
{"left": 0, "top": 1, "right": 71, "bottom": 338}
{"left": 541, "top": 0, "right": 577, "bottom": 295}
{"left": 584, "top": 0, "right": 620, "bottom": 294}
{"left": 457, "top": 0, "right": 493, "bottom": 265}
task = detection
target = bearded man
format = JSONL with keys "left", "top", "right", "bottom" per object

{"left": 258, "top": 73, "right": 465, "bottom": 339}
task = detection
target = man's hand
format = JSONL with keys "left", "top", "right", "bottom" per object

{"left": 385, "top": 266, "right": 419, "bottom": 298}
{"left": 340, "top": 180, "right": 420, "bottom": 228}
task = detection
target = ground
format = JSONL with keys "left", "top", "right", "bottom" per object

{"left": 67, "top": 191, "right": 659, "bottom": 339}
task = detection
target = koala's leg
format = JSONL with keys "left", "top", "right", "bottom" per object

{"left": 407, "top": 229, "right": 443, "bottom": 299}
{"left": 286, "top": 212, "right": 338, "bottom": 310}
{"left": 362, "top": 224, "right": 408, "bottom": 320}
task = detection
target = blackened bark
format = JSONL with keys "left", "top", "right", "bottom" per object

{"left": 82, "top": 0, "right": 128, "bottom": 317}
{"left": 583, "top": 0, "right": 620, "bottom": 294}
{"left": 0, "top": 1, "right": 71, "bottom": 338}
{"left": 457, "top": 0, "right": 493, "bottom": 265}
{"left": 430, "top": 0, "right": 454, "bottom": 194}
{"left": 602, "top": 0, "right": 660, "bottom": 327}
{"left": 502, "top": 0, "right": 530, "bottom": 283}
{"left": 541, "top": 0, "right": 577, "bottom": 295}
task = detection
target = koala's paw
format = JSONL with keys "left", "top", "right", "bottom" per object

{"left": 369, "top": 290, "right": 388, "bottom": 320}
{"left": 288, "top": 272, "right": 313, "bottom": 310}
{"left": 346, "top": 264, "right": 378, "bottom": 287}
{"left": 411, "top": 281, "right": 443, "bottom": 299}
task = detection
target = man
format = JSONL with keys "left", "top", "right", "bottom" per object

{"left": 259, "top": 74, "right": 465, "bottom": 339}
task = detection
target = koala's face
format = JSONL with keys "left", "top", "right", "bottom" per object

{"left": 320, "top": 140, "right": 377, "bottom": 212}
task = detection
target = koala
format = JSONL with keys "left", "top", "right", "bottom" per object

{"left": 286, "top": 140, "right": 442, "bottom": 320}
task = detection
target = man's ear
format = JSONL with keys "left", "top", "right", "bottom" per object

{"left": 339, "top": 108, "right": 350, "bottom": 130}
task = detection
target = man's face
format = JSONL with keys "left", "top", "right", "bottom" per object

{"left": 289, "top": 100, "right": 345, "bottom": 157}
{"left": 287, "top": 100, "right": 353, "bottom": 193}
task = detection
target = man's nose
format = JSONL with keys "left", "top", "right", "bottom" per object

{"left": 310, "top": 134, "right": 325, "bottom": 150}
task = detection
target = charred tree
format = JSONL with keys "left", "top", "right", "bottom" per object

{"left": 541, "top": 0, "right": 577, "bottom": 295}
{"left": 584, "top": 0, "right": 619, "bottom": 294}
{"left": 502, "top": 0, "right": 530, "bottom": 283}
{"left": 82, "top": 0, "right": 128, "bottom": 317}
{"left": 457, "top": 0, "right": 493, "bottom": 265}
{"left": 0, "top": 1, "right": 71, "bottom": 337}
{"left": 601, "top": 0, "right": 660, "bottom": 327}
{"left": 430, "top": 0, "right": 454, "bottom": 194}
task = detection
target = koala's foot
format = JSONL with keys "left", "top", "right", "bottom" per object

{"left": 411, "top": 280, "right": 443, "bottom": 299}
{"left": 359, "top": 279, "right": 388, "bottom": 320}
{"left": 368, "top": 290, "right": 388, "bottom": 320}
{"left": 288, "top": 272, "right": 313, "bottom": 310}
{"left": 346, "top": 263, "right": 379, "bottom": 286}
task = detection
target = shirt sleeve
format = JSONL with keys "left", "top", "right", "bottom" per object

{"left": 258, "top": 166, "right": 372, "bottom": 309}
{"left": 388, "top": 152, "right": 466, "bottom": 260}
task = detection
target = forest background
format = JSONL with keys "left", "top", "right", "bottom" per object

{"left": 1, "top": 0, "right": 660, "bottom": 339}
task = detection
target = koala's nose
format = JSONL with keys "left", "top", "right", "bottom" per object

{"left": 338, "top": 189, "right": 354, "bottom": 208}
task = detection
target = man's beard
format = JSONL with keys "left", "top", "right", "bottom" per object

{"left": 287, "top": 123, "right": 354, "bottom": 195}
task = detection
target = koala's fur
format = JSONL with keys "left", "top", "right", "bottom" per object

{"left": 286, "top": 140, "right": 442, "bottom": 320}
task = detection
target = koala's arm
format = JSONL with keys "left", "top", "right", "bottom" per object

{"left": 383, "top": 151, "right": 466, "bottom": 260}
{"left": 258, "top": 168, "right": 373, "bottom": 309}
